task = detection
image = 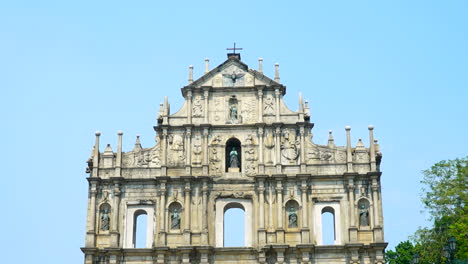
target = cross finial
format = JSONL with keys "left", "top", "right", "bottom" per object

{"left": 226, "top": 42, "right": 243, "bottom": 60}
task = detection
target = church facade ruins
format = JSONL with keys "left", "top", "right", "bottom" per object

{"left": 81, "top": 52, "right": 387, "bottom": 264}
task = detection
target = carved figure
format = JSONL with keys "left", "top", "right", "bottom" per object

{"left": 149, "top": 145, "right": 161, "bottom": 166}
{"left": 229, "top": 147, "right": 239, "bottom": 168}
{"left": 210, "top": 148, "right": 221, "bottom": 174}
{"left": 288, "top": 206, "right": 298, "bottom": 228}
{"left": 245, "top": 148, "right": 257, "bottom": 161}
{"left": 281, "top": 129, "right": 299, "bottom": 162}
{"left": 192, "top": 96, "right": 203, "bottom": 117}
{"left": 100, "top": 208, "right": 110, "bottom": 231}
{"left": 230, "top": 104, "right": 238, "bottom": 123}
{"left": 193, "top": 136, "right": 202, "bottom": 165}
{"left": 360, "top": 183, "right": 368, "bottom": 197}
{"left": 359, "top": 204, "right": 369, "bottom": 226}
{"left": 245, "top": 162, "right": 256, "bottom": 176}
{"left": 171, "top": 207, "right": 181, "bottom": 229}
{"left": 169, "top": 134, "right": 185, "bottom": 165}
{"left": 211, "top": 135, "right": 222, "bottom": 145}
{"left": 246, "top": 134, "right": 255, "bottom": 145}
{"left": 264, "top": 96, "right": 275, "bottom": 115}
{"left": 264, "top": 131, "right": 275, "bottom": 164}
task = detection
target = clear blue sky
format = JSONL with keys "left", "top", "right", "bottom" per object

{"left": 1, "top": 1, "right": 467, "bottom": 263}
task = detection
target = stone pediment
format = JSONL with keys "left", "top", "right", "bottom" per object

{"left": 189, "top": 57, "right": 280, "bottom": 88}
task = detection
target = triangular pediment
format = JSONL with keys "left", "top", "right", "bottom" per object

{"left": 189, "top": 57, "right": 279, "bottom": 88}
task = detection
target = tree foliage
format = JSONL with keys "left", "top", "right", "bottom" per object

{"left": 386, "top": 241, "right": 415, "bottom": 264}
{"left": 412, "top": 157, "right": 468, "bottom": 263}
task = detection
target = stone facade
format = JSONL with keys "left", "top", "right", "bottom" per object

{"left": 81, "top": 53, "right": 387, "bottom": 264}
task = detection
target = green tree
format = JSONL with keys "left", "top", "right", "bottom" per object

{"left": 412, "top": 157, "right": 468, "bottom": 263}
{"left": 386, "top": 240, "right": 415, "bottom": 264}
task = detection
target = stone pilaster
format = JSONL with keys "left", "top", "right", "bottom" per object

{"left": 201, "top": 179, "right": 209, "bottom": 244}
{"left": 85, "top": 182, "right": 98, "bottom": 247}
{"left": 159, "top": 181, "right": 167, "bottom": 245}
{"left": 258, "top": 178, "right": 266, "bottom": 245}
{"left": 187, "top": 90, "right": 192, "bottom": 124}
{"left": 276, "top": 179, "right": 284, "bottom": 243}
{"left": 258, "top": 87, "right": 264, "bottom": 122}
{"left": 110, "top": 182, "right": 121, "bottom": 247}
{"left": 183, "top": 180, "right": 192, "bottom": 244}
{"left": 185, "top": 127, "right": 192, "bottom": 174}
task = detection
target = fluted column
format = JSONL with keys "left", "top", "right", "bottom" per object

{"left": 185, "top": 128, "right": 192, "bottom": 167}
{"left": 85, "top": 183, "right": 97, "bottom": 247}
{"left": 111, "top": 182, "right": 121, "bottom": 247}
{"left": 183, "top": 181, "right": 191, "bottom": 244}
{"left": 300, "top": 182, "right": 308, "bottom": 228}
{"left": 161, "top": 129, "right": 168, "bottom": 167}
{"left": 203, "top": 89, "right": 209, "bottom": 123}
{"left": 201, "top": 180, "right": 209, "bottom": 244}
{"left": 276, "top": 180, "right": 283, "bottom": 229}
{"left": 348, "top": 182, "right": 356, "bottom": 227}
{"left": 275, "top": 88, "right": 281, "bottom": 122}
{"left": 258, "top": 127, "right": 264, "bottom": 164}
{"left": 187, "top": 90, "right": 192, "bottom": 124}
{"left": 372, "top": 180, "right": 380, "bottom": 227}
{"left": 258, "top": 88, "right": 264, "bottom": 122}
{"left": 275, "top": 127, "right": 281, "bottom": 165}
{"left": 258, "top": 180, "right": 265, "bottom": 229}
{"left": 159, "top": 181, "right": 167, "bottom": 244}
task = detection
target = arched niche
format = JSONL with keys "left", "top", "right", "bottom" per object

{"left": 98, "top": 203, "right": 111, "bottom": 232}
{"left": 357, "top": 198, "right": 371, "bottom": 228}
{"left": 215, "top": 198, "right": 252, "bottom": 247}
{"left": 285, "top": 200, "right": 300, "bottom": 229}
{"left": 225, "top": 138, "right": 242, "bottom": 172}
{"left": 168, "top": 202, "right": 182, "bottom": 231}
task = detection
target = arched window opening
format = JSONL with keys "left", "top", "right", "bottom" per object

{"left": 223, "top": 203, "right": 245, "bottom": 247}
{"left": 168, "top": 202, "right": 182, "bottom": 230}
{"left": 226, "top": 138, "right": 241, "bottom": 172}
{"left": 133, "top": 210, "right": 148, "bottom": 248}
{"left": 321, "top": 207, "right": 335, "bottom": 245}
{"left": 285, "top": 200, "right": 299, "bottom": 229}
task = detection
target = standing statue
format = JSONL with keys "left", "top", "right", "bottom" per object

{"left": 230, "top": 104, "right": 238, "bottom": 123}
{"left": 192, "top": 96, "right": 203, "bottom": 117}
{"left": 264, "top": 131, "right": 275, "bottom": 164}
{"left": 100, "top": 208, "right": 110, "bottom": 231}
{"left": 171, "top": 207, "right": 181, "bottom": 229}
{"left": 229, "top": 147, "right": 239, "bottom": 168}
{"left": 288, "top": 206, "right": 298, "bottom": 228}
{"left": 359, "top": 204, "right": 369, "bottom": 226}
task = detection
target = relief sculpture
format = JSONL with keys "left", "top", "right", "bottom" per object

{"left": 168, "top": 134, "right": 185, "bottom": 166}
{"left": 192, "top": 96, "right": 203, "bottom": 118}
{"left": 281, "top": 129, "right": 300, "bottom": 163}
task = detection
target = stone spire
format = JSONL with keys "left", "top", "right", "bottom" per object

{"left": 328, "top": 130, "right": 335, "bottom": 147}
{"left": 133, "top": 135, "right": 142, "bottom": 152}
{"left": 188, "top": 65, "right": 194, "bottom": 84}
{"left": 274, "top": 63, "right": 280, "bottom": 82}
{"left": 205, "top": 58, "right": 210, "bottom": 74}
{"left": 258, "top": 58, "right": 263, "bottom": 73}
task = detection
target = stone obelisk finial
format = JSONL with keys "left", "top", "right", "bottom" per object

{"left": 274, "top": 63, "right": 280, "bottom": 82}
{"left": 258, "top": 58, "right": 263, "bottom": 73}
{"left": 205, "top": 58, "right": 210, "bottom": 74}
{"left": 188, "top": 65, "right": 194, "bottom": 84}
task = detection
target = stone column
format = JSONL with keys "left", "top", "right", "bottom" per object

{"left": 183, "top": 180, "right": 191, "bottom": 244}
{"left": 258, "top": 88, "right": 264, "bottom": 122}
{"left": 85, "top": 182, "right": 98, "bottom": 247}
{"left": 258, "top": 179, "right": 266, "bottom": 245}
{"left": 300, "top": 179, "right": 310, "bottom": 243}
{"left": 185, "top": 127, "right": 192, "bottom": 174}
{"left": 187, "top": 90, "right": 192, "bottom": 124}
{"left": 275, "top": 127, "right": 282, "bottom": 172}
{"left": 349, "top": 182, "right": 356, "bottom": 227}
{"left": 275, "top": 88, "right": 281, "bottom": 122}
{"left": 276, "top": 179, "right": 284, "bottom": 243}
{"left": 258, "top": 126, "right": 264, "bottom": 173}
{"left": 201, "top": 180, "right": 209, "bottom": 244}
{"left": 203, "top": 89, "right": 209, "bottom": 123}
{"left": 372, "top": 180, "right": 380, "bottom": 227}
{"left": 159, "top": 181, "right": 167, "bottom": 245}
{"left": 110, "top": 182, "right": 121, "bottom": 247}
{"left": 161, "top": 129, "right": 168, "bottom": 167}
{"left": 202, "top": 128, "right": 209, "bottom": 175}
{"left": 299, "top": 126, "right": 306, "bottom": 172}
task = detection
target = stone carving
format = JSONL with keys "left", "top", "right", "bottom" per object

{"left": 241, "top": 100, "right": 256, "bottom": 123}
{"left": 229, "top": 147, "right": 239, "bottom": 168}
{"left": 100, "top": 206, "right": 110, "bottom": 231}
{"left": 170, "top": 207, "right": 181, "bottom": 229}
{"left": 245, "top": 162, "right": 256, "bottom": 176}
{"left": 192, "top": 136, "right": 202, "bottom": 165}
{"left": 355, "top": 152, "right": 369, "bottom": 163}
{"left": 281, "top": 129, "right": 300, "bottom": 163}
{"left": 210, "top": 135, "right": 222, "bottom": 145}
{"left": 192, "top": 95, "right": 203, "bottom": 117}
{"left": 287, "top": 206, "right": 298, "bottom": 228}
{"left": 264, "top": 95, "right": 275, "bottom": 115}
{"left": 213, "top": 98, "right": 223, "bottom": 122}
{"left": 149, "top": 145, "right": 161, "bottom": 167}
{"left": 359, "top": 204, "right": 369, "bottom": 226}
{"left": 229, "top": 104, "right": 238, "bottom": 124}
{"left": 245, "top": 148, "right": 257, "bottom": 161}
{"left": 215, "top": 191, "right": 252, "bottom": 199}
{"left": 264, "top": 131, "right": 275, "bottom": 164}
{"left": 320, "top": 151, "right": 333, "bottom": 161}
{"left": 223, "top": 70, "right": 245, "bottom": 86}
{"left": 246, "top": 134, "right": 256, "bottom": 145}
{"left": 168, "top": 134, "right": 185, "bottom": 166}
{"left": 209, "top": 148, "right": 221, "bottom": 174}
{"left": 336, "top": 151, "right": 346, "bottom": 163}
{"left": 360, "top": 182, "right": 369, "bottom": 197}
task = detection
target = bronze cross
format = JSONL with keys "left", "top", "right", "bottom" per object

{"left": 226, "top": 42, "right": 243, "bottom": 53}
